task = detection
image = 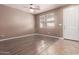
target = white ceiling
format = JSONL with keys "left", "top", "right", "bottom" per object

{"left": 3, "top": 4, "right": 66, "bottom": 14}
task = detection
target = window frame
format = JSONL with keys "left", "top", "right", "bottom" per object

{"left": 39, "top": 13, "right": 55, "bottom": 28}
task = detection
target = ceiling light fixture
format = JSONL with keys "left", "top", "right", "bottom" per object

{"left": 30, "top": 8, "right": 35, "bottom": 12}
{"left": 24, "top": 4, "right": 40, "bottom": 13}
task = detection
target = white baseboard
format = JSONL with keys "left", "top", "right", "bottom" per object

{"left": 0, "top": 33, "right": 63, "bottom": 42}
{"left": 64, "top": 38, "right": 79, "bottom": 41}
{"left": 0, "top": 33, "right": 37, "bottom": 42}
{"left": 0, "top": 33, "right": 78, "bottom": 42}
{"left": 35, "top": 33, "right": 63, "bottom": 39}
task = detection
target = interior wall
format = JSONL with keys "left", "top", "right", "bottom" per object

{"left": 35, "top": 7, "right": 63, "bottom": 37}
{"left": 0, "top": 5, "right": 35, "bottom": 39}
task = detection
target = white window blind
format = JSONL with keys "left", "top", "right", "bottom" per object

{"left": 63, "top": 5, "right": 79, "bottom": 40}
{"left": 39, "top": 13, "right": 55, "bottom": 28}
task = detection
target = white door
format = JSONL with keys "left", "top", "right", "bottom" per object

{"left": 63, "top": 5, "right": 79, "bottom": 41}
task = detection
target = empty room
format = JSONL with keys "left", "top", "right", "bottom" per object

{"left": 0, "top": 4, "right": 79, "bottom": 55}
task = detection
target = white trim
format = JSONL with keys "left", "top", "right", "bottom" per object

{"left": 0, "top": 33, "right": 78, "bottom": 42}
{"left": 0, "top": 33, "right": 64, "bottom": 42}
{"left": 35, "top": 33, "right": 63, "bottom": 39}
{"left": 0, "top": 33, "right": 37, "bottom": 42}
{"left": 64, "top": 38, "right": 79, "bottom": 41}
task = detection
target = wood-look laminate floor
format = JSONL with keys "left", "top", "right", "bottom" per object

{"left": 0, "top": 35, "right": 79, "bottom": 55}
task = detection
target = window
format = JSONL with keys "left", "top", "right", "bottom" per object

{"left": 40, "top": 15, "right": 46, "bottom": 28}
{"left": 46, "top": 17, "right": 55, "bottom": 28}
{"left": 40, "top": 23, "right": 43, "bottom": 28}
{"left": 39, "top": 13, "right": 55, "bottom": 28}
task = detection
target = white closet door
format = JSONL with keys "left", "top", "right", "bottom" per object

{"left": 63, "top": 5, "right": 79, "bottom": 41}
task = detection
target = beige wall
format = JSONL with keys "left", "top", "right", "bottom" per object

{"left": 35, "top": 7, "right": 63, "bottom": 37}
{"left": 0, "top": 4, "right": 73, "bottom": 39}
{"left": 0, "top": 5, "right": 35, "bottom": 39}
